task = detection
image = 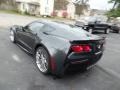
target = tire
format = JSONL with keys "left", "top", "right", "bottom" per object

{"left": 35, "top": 47, "right": 50, "bottom": 74}
{"left": 88, "top": 28, "right": 93, "bottom": 34}
{"left": 116, "top": 30, "right": 120, "bottom": 33}
{"left": 10, "top": 30, "right": 16, "bottom": 43}
{"left": 105, "top": 28, "right": 110, "bottom": 34}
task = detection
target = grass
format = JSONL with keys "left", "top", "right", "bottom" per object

{"left": 0, "top": 10, "right": 74, "bottom": 22}
{"left": 0, "top": 9, "right": 19, "bottom": 15}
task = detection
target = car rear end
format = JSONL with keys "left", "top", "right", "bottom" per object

{"left": 64, "top": 38, "right": 105, "bottom": 71}
{"left": 111, "top": 24, "right": 120, "bottom": 33}
{"left": 93, "top": 24, "right": 108, "bottom": 30}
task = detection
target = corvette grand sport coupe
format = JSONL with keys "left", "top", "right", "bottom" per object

{"left": 10, "top": 20, "right": 105, "bottom": 76}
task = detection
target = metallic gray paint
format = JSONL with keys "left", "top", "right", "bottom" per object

{"left": 10, "top": 21, "right": 105, "bottom": 75}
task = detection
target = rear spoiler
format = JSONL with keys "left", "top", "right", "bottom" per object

{"left": 70, "top": 37, "right": 106, "bottom": 45}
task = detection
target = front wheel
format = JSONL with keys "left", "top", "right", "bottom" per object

{"left": 10, "top": 30, "right": 16, "bottom": 43}
{"left": 35, "top": 47, "right": 50, "bottom": 74}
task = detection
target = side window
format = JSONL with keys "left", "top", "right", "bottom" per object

{"left": 26, "top": 22, "right": 44, "bottom": 33}
{"left": 41, "top": 25, "right": 55, "bottom": 32}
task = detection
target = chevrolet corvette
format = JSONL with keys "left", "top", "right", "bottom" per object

{"left": 10, "top": 20, "right": 105, "bottom": 76}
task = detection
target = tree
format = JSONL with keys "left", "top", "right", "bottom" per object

{"left": 73, "top": 0, "right": 89, "bottom": 15}
{"left": 109, "top": 0, "right": 120, "bottom": 9}
{"left": 107, "top": 0, "right": 120, "bottom": 17}
{"left": 0, "top": 0, "right": 16, "bottom": 6}
{"left": 0, "top": 0, "right": 5, "bottom": 4}
{"left": 73, "top": 0, "right": 89, "bottom": 4}
{"left": 54, "top": 0, "right": 69, "bottom": 10}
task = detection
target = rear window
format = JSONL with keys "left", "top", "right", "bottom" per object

{"left": 40, "top": 25, "right": 55, "bottom": 32}
{"left": 51, "top": 23, "right": 92, "bottom": 37}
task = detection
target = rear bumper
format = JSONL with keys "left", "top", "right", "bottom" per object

{"left": 52, "top": 52, "right": 103, "bottom": 75}
{"left": 65, "top": 51, "right": 103, "bottom": 71}
{"left": 52, "top": 39, "right": 105, "bottom": 75}
{"left": 83, "top": 25, "right": 108, "bottom": 30}
{"left": 94, "top": 27, "right": 107, "bottom": 30}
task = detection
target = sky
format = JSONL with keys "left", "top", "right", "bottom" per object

{"left": 89, "top": 0, "right": 113, "bottom": 10}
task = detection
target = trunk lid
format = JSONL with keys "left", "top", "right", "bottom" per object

{"left": 70, "top": 38, "right": 105, "bottom": 53}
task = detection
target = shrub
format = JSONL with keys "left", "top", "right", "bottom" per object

{"left": 51, "top": 11, "right": 57, "bottom": 17}
{"left": 62, "top": 11, "right": 68, "bottom": 18}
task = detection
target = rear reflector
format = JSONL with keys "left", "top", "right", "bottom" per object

{"left": 71, "top": 45, "right": 91, "bottom": 53}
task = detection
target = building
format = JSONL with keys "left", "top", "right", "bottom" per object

{"left": 90, "top": 9, "right": 107, "bottom": 16}
{"left": 0, "top": 0, "right": 16, "bottom": 11}
{"left": 67, "top": 2, "right": 75, "bottom": 19}
{"left": 16, "top": 0, "right": 54, "bottom": 16}
{"left": 53, "top": 0, "right": 75, "bottom": 19}
{"left": 16, "top": 0, "right": 40, "bottom": 15}
{"left": 40, "top": 0, "right": 54, "bottom": 16}
{"left": 15, "top": 0, "right": 90, "bottom": 19}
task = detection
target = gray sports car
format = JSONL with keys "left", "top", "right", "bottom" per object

{"left": 10, "top": 20, "right": 105, "bottom": 76}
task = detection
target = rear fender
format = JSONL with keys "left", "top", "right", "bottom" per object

{"left": 40, "top": 40, "right": 71, "bottom": 75}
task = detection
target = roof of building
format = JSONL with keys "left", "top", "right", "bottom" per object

{"left": 16, "top": 0, "right": 39, "bottom": 6}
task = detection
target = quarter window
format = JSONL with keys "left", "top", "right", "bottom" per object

{"left": 41, "top": 25, "right": 55, "bottom": 32}
{"left": 28, "top": 22, "right": 44, "bottom": 33}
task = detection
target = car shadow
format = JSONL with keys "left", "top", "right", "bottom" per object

{"left": 92, "top": 31, "right": 105, "bottom": 35}
{"left": 51, "top": 66, "right": 96, "bottom": 80}
{"left": 27, "top": 67, "right": 96, "bottom": 90}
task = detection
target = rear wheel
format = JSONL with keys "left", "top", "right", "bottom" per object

{"left": 105, "top": 28, "right": 110, "bottom": 34}
{"left": 35, "top": 47, "right": 50, "bottom": 74}
{"left": 116, "top": 30, "right": 120, "bottom": 33}
{"left": 88, "top": 28, "right": 93, "bottom": 34}
{"left": 10, "top": 30, "right": 16, "bottom": 43}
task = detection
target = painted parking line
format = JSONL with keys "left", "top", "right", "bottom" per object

{"left": 97, "top": 65, "right": 120, "bottom": 80}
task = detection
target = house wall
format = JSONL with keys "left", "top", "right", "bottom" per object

{"left": 57, "top": 10, "right": 66, "bottom": 17}
{"left": 17, "top": 2, "right": 29, "bottom": 13}
{"left": 16, "top": 0, "right": 39, "bottom": 3}
{"left": 17, "top": 2, "right": 40, "bottom": 15}
{"left": 67, "top": 3, "right": 75, "bottom": 19}
{"left": 40, "top": 0, "right": 54, "bottom": 16}
{"left": 16, "top": 0, "right": 39, "bottom": 14}
{"left": 28, "top": 4, "right": 40, "bottom": 15}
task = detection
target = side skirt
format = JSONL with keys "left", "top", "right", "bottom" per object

{"left": 16, "top": 43, "right": 33, "bottom": 55}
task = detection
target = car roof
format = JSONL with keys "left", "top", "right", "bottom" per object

{"left": 34, "top": 20, "right": 71, "bottom": 29}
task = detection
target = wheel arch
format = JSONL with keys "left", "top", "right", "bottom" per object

{"left": 34, "top": 43, "right": 57, "bottom": 73}
{"left": 34, "top": 44, "right": 50, "bottom": 55}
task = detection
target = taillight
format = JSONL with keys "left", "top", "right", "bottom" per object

{"left": 71, "top": 45, "right": 91, "bottom": 53}
{"left": 71, "top": 45, "right": 84, "bottom": 53}
{"left": 83, "top": 45, "right": 91, "bottom": 52}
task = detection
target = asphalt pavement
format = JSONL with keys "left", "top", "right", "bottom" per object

{"left": 0, "top": 13, "right": 120, "bottom": 90}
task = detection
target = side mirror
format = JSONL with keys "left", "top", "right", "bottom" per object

{"left": 19, "top": 26, "right": 26, "bottom": 32}
{"left": 15, "top": 25, "right": 23, "bottom": 31}
{"left": 19, "top": 26, "right": 24, "bottom": 30}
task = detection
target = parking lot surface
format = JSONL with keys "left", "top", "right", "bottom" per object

{"left": 0, "top": 13, "right": 120, "bottom": 90}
